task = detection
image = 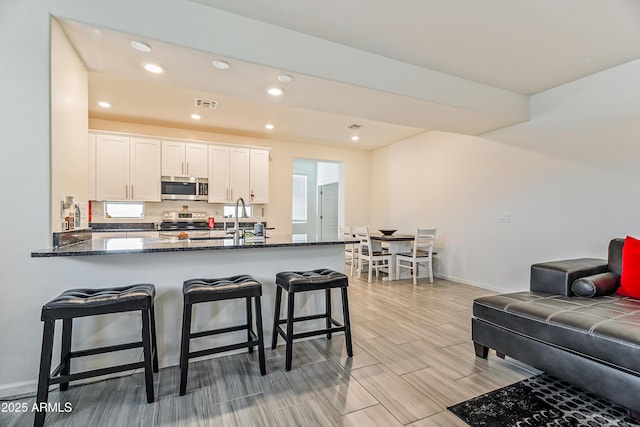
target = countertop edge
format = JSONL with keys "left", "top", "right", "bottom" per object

{"left": 31, "top": 238, "right": 356, "bottom": 258}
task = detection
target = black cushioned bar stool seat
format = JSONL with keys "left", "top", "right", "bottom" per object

{"left": 272, "top": 269, "right": 353, "bottom": 371}
{"left": 179, "top": 275, "right": 266, "bottom": 396}
{"left": 36, "top": 284, "right": 158, "bottom": 427}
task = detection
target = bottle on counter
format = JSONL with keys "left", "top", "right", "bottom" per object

{"left": 75, "top": 204, "right": 81, "bottom": 229}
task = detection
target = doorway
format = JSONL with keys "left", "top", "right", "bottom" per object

{"left": 292, "top": 159, "right": 343, "bottom": 240}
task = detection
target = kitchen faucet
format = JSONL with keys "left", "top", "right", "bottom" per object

{"left": 233, "top": 197, "right": 248, "bottom": 244}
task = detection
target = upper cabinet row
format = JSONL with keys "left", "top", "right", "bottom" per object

{"left": 161, "top": 141, "right": 208, "bottom": 178}
{"left": 90, "top": 133, "right": 270, "bottom": 204}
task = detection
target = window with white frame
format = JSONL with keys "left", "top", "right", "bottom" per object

{"left": 104, "top": 202, "right": 145, "bottom": 219}
{"left": 222, "top": 205, "right": 253, "bottom": 218}
{"left": 292, "top": 174, "right": 307, "bottom": 223}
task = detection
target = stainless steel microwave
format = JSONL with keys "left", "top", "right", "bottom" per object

{"left": 161, "top": 177, "right": 208, "bottom": 201}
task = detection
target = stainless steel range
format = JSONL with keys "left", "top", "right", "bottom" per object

{"left": 159, "top": 211, "right": 209, "bottom": 238}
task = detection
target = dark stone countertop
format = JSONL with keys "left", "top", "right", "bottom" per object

{"left": 32, "top": 235, "right": 357, "bottom": 257}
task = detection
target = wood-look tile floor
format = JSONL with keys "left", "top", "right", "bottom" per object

{"left": 1, "top": 273, "right": 539, "bottom": 427}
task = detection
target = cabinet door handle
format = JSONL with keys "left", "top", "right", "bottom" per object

{"left": 131, "top": 185, "right": 134, "bottom": 199}
{"left": 125, "top": 185, "right": 128, "bottom": 198}
{"left": 182, "top": 161, "right": 184, "bottom": 175}
{"left": 187, "top": 162, "right": 189, "bottom": 175}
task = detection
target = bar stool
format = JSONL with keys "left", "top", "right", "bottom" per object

{"left": 271, "top": 268, "right": 353, "bottom": 371}
{"left": 179, "top": 275, "right": 266, "bottom": 396}
{"left": 35, "top": 284, "right": 158, "bottom": 427}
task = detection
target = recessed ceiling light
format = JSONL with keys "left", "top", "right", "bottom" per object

{"left": 265, "top": 123, "right": 274, "bottom": 130}
{"left": 191, "top": 114, "right": 201, "bottom": 120}
{"left": 266, "top": 87, "right": 284, "bottom": 96}
{"left": 130, "top": 40, "right": 152, "bottom": 53}
{"left": 212, "top": 60, "right": 230, "bottom": 70}
{"left": 277, "top": 74, "right": 293, "bottom": 83}
{"left": 143, "top": 63, "right": 165, "bottom": 74}
{"left": 351, "top": 136, "right": 360, "bottom": 142}
{"left": 98, "top": 101, "right": 111, "bottom": 108}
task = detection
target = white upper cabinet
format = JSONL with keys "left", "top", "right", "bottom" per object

{"left": 208, "top": 146, "right": 250, "bottom": 203}
{"left": 185, "top": 143, "right": 208, "bottom": 178}
{"left": 208, "top": 146, "right": 269, "bottom": 204}
{"left": 95, "top": 134, "right": 129, "bottom": 201}
{"left": 208, "top": 145, "right": 230, "bottom": 203}
{"left": 130, "top": 137, "right": 161, "bottom": 201}
{"left": 250, "top": 149, "right": 269, "bottom": 204}
{"left": 229, "top": 147, "right": 251, "bottom": 202}
{"left": 161, "top": 141, "right": 208, "bottom": 178}
{"left": 94, "top": 134, "right": 161, "bottom": 201}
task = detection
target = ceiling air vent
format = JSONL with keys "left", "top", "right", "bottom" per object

{"left": 347, "top": 123, "right": 365, "bottom": 129}
{"left": 195, "top": 98, "right": 218, "bottom": 109}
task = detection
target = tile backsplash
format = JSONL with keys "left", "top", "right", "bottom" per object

{"left": 90, "top": 200, "right": 268, "bottom": 224}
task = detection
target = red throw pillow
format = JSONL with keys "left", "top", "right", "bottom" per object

{"left": 617, "top": 235, "right": 640, "bottom": 299}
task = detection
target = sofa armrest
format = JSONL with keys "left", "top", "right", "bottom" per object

{"left": 530, "top": 258, "right": 608, "bottom": 296}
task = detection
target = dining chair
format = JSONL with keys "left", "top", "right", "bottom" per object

{"left": 339, "top": 226, "right": 358, "bottom": 276}
{"left": 353, "top": 226, "right": 392, "bottom": 283}
{"left": 396, "top": 228, "right": 437, "bottom": 284}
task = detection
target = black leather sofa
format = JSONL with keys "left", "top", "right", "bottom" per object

{"left": 472, "top": 238, "right": 640, "bottom": 415}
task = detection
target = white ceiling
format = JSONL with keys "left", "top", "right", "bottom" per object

{"left": 59, "top": 1, "right": 640, "bottom": 150}
{"left": 195, "top": 0, "right": 640, "bottom": 95}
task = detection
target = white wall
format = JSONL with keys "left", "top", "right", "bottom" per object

{"left": 317, "top": 162, "right": 340, "bottom": 186}
{"left": 371, "top": 58, "right": 640, "bottom": 292}
{"left": 51, "top": 19, "right": 89, "bottom": 232}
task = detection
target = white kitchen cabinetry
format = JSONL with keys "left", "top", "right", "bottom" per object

{"left": 126, "top": 231, "right": 160, "bottom": 238}
{"left": 229, "top": 147, "right": 251, "bottom": 202}
{"left": 95, "top": 135, "right": 161, "bottom": 201}
{"left": 161, "top": 141, "right": 208, "bottom": 178}
{"left": 93, "top": 231, "right": 160, "bottom": 239}
{"left": 130, "top": 138, "right": 162, "bottom": 201}
{"left": 250, "top": 149, "right": 269, "bottom": 204}
{"left": 208, "top": 146, "right": 251, "bottom": 203}
{"left": 92, "top": 231, "right": 127, "bottom": 239}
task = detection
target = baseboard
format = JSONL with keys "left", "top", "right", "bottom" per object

{"left": 435, "top": 273, "right": 522, "bottom": 294}
{"left": 0, "top": 380, "right": 38, "bottom": 400}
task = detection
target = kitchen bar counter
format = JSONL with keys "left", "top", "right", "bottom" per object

{"left": 30, "top": 234, "right": 352, "bottom": 377}
{"left": 31, "top": 235, "right": 355, "bottom": 257}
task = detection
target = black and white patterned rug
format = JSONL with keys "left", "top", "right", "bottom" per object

{"left": 448, "top": 375, "right": 640, "bottom": 426}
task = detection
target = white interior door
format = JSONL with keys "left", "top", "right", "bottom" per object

{"left": 320, "top": 182, "right": 339, "bottom": 239}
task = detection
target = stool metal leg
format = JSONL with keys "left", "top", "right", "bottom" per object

{"left": 341, "top": 287, "right": 353, "bottom": 357}
{"left": 35, "top": 320, "right": 55, "bottom": 427}
{"left": 150, "top": 305, "right": 159, "bottom": 372}
{"left": 60, "top": 318, "right": 72, "bottom": 391}
{"left": 246, "top": 297, "right": 254, "bottom": 354}
{"left": 179, "top": 303, "right": 193, "bottom": 396}
{"left": 271, "top": 286, "right": 283, "bottom": 349}
{"left": 255, "top": 296, "right": 266, "bottom": 375}
{"left": 141, "top": 309, "right": 155, "bottom": 403}
{"left": 285, "top": 292, "right": 295, "bottom": 371}
{"left": 325, "top": 289, "right": 332, "bottom": 340}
